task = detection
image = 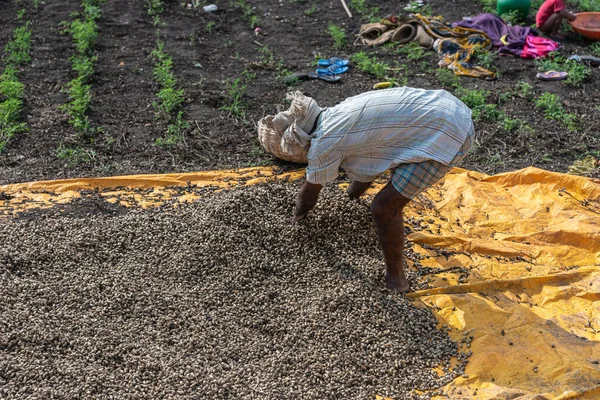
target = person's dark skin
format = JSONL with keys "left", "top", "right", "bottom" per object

{"left": 292, "top": 181, "right": 322, "bottom": 223}
{"left": 293, "top": 179, "right": 412, "bottom": 293}
{"left": 539, "top": 9, "right": 577, "bottom": 39}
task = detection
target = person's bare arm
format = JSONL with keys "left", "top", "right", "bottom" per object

{"left": 560, "top": 9, "right": 577, "bottom": 21}
{"left": 292, "top": 181, "right": 323, "bottom": 223}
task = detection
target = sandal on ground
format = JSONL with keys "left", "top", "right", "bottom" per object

{"left": 317, "top": 57, "right": 349, "bottom": 67}
{"left": 568, "top": 54, "right": 600, "bottom": 66}
{"left": 282, "top": 71, "right": 341, "bottom": 84}
{"left": 536, "top": 70, "right": 568, "bottom": 81}
{"left": 315, "top": 65, "right": 349, "bottom": 75}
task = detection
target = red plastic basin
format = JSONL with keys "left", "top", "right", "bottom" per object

{"left": 569, "top": 12, "right": 600, "bottom": 41}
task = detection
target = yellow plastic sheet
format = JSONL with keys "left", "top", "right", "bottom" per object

{"left": 2, "top": 166, "right": 600, "bottom": 399}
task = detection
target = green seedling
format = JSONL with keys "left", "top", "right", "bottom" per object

{"left": 146, "top": 0, "right": 163, "bottom": 16}
{"left": 327, "top": 23, "right": 346, "bottom": 49}
{"left": 220, "top": 78, "right": 247, "bottom": 119}
{"left": 205, "top": 21, "right": 216, "bottom": 33}
{"left": 350, "top": 52, "right": 388, "bottom": 79}
{"left": 515, "top": 81, "right": 533, "bottom": 99}
{"left": 349, "top": 0, "right": 380, "bottom": 21}
{"left": 535, "top": 92, "right": 578, "bottom": 132}
{"left": 156, "top": 111, "right": 188, "bottom": 147}
{"left": 349, "top": 0, "right": 367, "bottom": 14}
{"left": 397, "top": 42, "right": 427, "bottom": 62}
{"left": 305, "top": 4, "right": 317, "bottom": 16}
{"left": 499, "top": 9, "right": 523, "bottom": 25}
{"left": 480, "top": 0, "right": 497, "bottom": 14}
{"left": 590, "top": 42, "right": 600, "bottom": 57}
{"left": 4, "top": 22, "right": 32, "bottom": 65}
{"left": 474, "top": 50, "right": 496, "bottom": 71}
{"left": 404, "top": 1, "right": 432, "bottom": 15}
{"left": 233, "top": 0, "right": 260, "bottom": 28}
{"left": 436, "top": 68, "right": 460, "bottom": 89}
{"left": 56, "top": 143, "right": 95, "bottom": 167}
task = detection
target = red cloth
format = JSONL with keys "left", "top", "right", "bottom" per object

{"left": 520, "top": 35, "right": 560, "bottom": 59}
{"left": 536, "top": 0, "right": 566, "bottom": 27}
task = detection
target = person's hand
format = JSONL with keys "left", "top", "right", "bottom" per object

{"left": 568, "top": 11, "right": 577, "bottom": 21}
{"left": 291, "top": 213, "right": 307, "bottom": 225}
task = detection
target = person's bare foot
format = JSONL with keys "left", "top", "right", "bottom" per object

{"left": 386, "top": 275, "right": 410, "bottom": 293}
{"left": 550, "top": 33, "right": 567, "bottom": 41}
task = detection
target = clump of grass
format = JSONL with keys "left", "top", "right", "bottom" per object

{"left": 146, "top": 0, "right": 164, "bottom": 26}
{"left": 305, "top": 4, "right": 317, "bottom": 16}
{"left": 474, "top": 50, "right": 496, "bottom": 72}
{"left": 205, "top": 21, "right": 216, "bottom": 33}
{"left": 233, "top": 0, "right": 259, "bottom": 28}
{"left": 349, "top": 52, "right": 389, "bottom": 79}
{"left": 499, "top": 9, "right": 524, "bottom": 25}
{"left": 0, "top": 19, "right": 32, "bottom": 153}
{"left": 591, "top": 42, "right": 600, "bottom": 58}
{"left": 535, "top": 92, "right": 578, "bottom": 132}
{"left": 220, "top": 77, "right": 247, "bottom": 119}
{"left": 404, "top": 1, "right": 432, "bottom": 16}
{"left": 258, "top": 45, "right": 290, "bottom": 80}
{"left": 327, "top": 23, "right": 347, "bottom": 49}
{"left": 436, "top": 68, "right": 460, "bottom": 89}
{"left": 568, "top": 0, "right": 600, "bottom": 12}
{"left": 515, "top": 81, "right": 533, "bottom": 99}
{"left": 397, "top": 42, "right": 427, "bottom": 62}
{"left": 4, "top": 22, "right": 32, "bottom": 65}
{"left": 480, "top": 0, "right": 497, "bottom": 14}
{"left": 349, "top": 0, "right": 380, "bottom": 21}
{"left": 56, "top": 143, "right": 96, "bottom": 167}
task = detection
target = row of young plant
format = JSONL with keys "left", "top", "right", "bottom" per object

{"left": 60, "top": 0, "right": 104, "bottom": 138}
{"left": 53, "top": 0, "right": 106, "bottom": 166}
{"left": 146, "top": 0, "right": 190, "bottom": 147}
{"left": 0, "top": 9, "right": 32, "bottom": 153}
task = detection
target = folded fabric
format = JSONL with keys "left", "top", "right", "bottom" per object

{"left": 520, "top": 35, "right": 560, "bottom": 59}
{"left": 355, "top": 18, "right": 434, "bottom": 47}
{"left": 452, "top": 13, "right": 530, "bottom": 53}
{"left": 415, "top": 14, "right": 496, "bottom": 79}
{"left": 355, "top": 23, "right": 393, "bottom": 46}
{"left": 452, "top": 13, "right": 559, "bottom": 59}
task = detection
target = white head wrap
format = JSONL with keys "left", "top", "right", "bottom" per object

{"left": 276, "top": 92, "right": 323, "bottom": 153}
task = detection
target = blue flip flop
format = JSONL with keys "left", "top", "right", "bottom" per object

{"left": 316, "top": 65, "right": 349, "bottom": 75}
{"left": 282, "top": 71, "right": 341, "bottom": 84}
{"left": 317, "top": 57, "right": 350, "bottom": 67}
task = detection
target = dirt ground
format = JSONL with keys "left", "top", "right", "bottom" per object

{"left": 0, "top": 0, "right": 599, "bottom": 185}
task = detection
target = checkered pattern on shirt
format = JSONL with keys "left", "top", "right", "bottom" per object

{"left": 305, "top": 87, "right": 474, "bottom": 185}
{"left": 391, "top": 124, "right": 474, "bottom": 199}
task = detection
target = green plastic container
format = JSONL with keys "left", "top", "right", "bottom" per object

{"left": 497, "top": 0, "right": 531, "bottom": 20}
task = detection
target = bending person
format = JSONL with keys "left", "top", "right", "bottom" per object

{"left": 259, "top": 87, "right": 474, "bottom": 293}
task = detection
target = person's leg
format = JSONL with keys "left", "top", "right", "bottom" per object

{"left": 371, "top": 182, "right": 411, "bottom": 292}
{"left": 346, "top": 181, "right": 374, "bottom": 199}
{"left": 539, "top": 13, "right": 563, "bottom": 37}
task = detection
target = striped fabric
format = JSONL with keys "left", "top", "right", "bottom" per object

{"left": 306, "top": 87, "right": 474, "bottom": 185}
{"left": 391, "top": 125, "right": 474, "bottom": 199}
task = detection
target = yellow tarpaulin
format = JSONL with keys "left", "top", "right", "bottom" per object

{"left": 2, "top": 166, "right": 600, "bottom": 399}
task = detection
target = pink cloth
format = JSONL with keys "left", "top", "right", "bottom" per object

{"left": 520, "top": 35, "right": 560, "bottom": 59}
{"left": 536, "top": 0, "right": 566, "bottom": 27}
